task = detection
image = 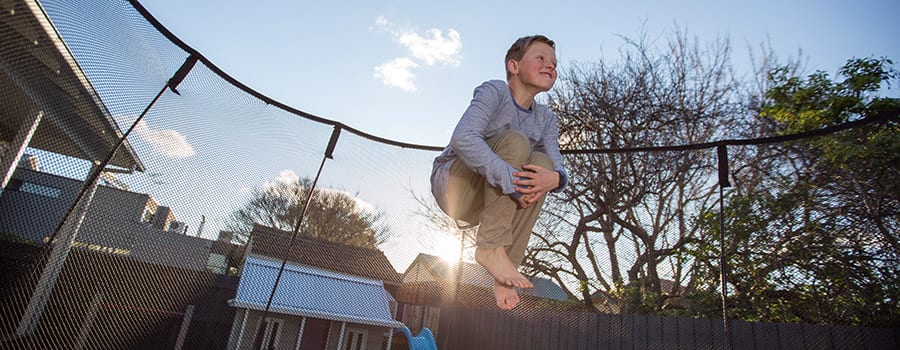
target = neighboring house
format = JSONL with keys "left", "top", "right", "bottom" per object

{"left": 397, "top": 253, "right": 575, "bottom": 334}
{"left": 0, "top": 165, "right": 242, "bottom": 273}
{"left": 0, "top": 0, "right": 143, "bottom": 190}
{"left": 227, "top": 224, "right": 404, "bottom": 350}
{"left": 0, "top": 1, "right": 224, "bottom": 346}
{"left": 1, "top": 165, "right": 246, "bottom": 347}
{"left": 400, "top": 253, "right": 569, "bottom": 304}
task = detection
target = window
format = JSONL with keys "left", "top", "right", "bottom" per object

{"left": 344, "top": 328, "right": 367, "bottom": 350}
{"left": 5, "top": 179, "right": 61, "bottom": 198}
{"left": 206, "top": 253, "right": 227, "bottom": 274}
{"left": 258, "top": 317, "right": 283, "bottom": 350}
{"left": 141, "top": 206, "right": 155, "bottom": 224}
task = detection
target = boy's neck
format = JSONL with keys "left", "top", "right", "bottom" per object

{"left": 507, "top": 79, "right": 538, "bottom": 111}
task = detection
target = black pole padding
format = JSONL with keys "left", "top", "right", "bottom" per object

{"left": 325, "top": 125, "right": 342, "bottom": 159}
{"left": 167, "top": 55, "right": 199, "bottom": 95}
{"left": 717, "top": 144, "right": 731, "bottom": 188}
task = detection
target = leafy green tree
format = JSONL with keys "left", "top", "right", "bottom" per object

{"left": 765, "top": 57, "right": 899, "bottom": 256}
{"left": 690, "top": 57, "right": 900, "bottom": 326}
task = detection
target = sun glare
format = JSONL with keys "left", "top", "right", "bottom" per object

{"left": 435, "top": 234, "right": 462, "bottom": 264}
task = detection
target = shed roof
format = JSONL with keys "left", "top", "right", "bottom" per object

{"left": 229, "top": 256, "right": 403, "bottom": 328}
{"left": 248, "top": 224, "right": 401, "bottom": 285}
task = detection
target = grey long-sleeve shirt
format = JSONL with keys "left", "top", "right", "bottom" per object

{"left": 431, "top": 80, "right": 568, "bottom": 209}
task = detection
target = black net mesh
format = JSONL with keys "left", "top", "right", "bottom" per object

{"left": 0, "top": 0, "right": 897, "bottom": 349}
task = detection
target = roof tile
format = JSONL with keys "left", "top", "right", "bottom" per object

{"left": 248, "top": 224, "right": 401, "bottom": 285}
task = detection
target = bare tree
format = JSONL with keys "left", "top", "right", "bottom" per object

{"left": 525, "top": 28, "right": 746, "bottom": 312}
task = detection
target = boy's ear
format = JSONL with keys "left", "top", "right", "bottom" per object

{"left": 507, "top": 59, "right": 518, "bottom": 75}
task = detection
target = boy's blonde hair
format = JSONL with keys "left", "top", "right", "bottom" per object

{"left": 505, "top": 35, "right": 555, "bottom": 80}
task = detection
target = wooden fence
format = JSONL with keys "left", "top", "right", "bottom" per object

{"left": 435, "top": 306, "right": 899, "bottom": 350}
{"left": 0, "top": 241, "right": 238, "bottom": 349}
{"left": 3, "top": 241, "right": 897, "bottom": 349}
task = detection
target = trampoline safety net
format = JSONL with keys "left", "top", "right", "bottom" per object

{"left": 0, "top": 0, "right": 897, "bottom": 349}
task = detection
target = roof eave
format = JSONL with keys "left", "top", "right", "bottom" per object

{"left": 227, "top": 299, "right": 404, "bottom": 329}
{"left": 9, "top": 0, "right": 144, "bottom": 172}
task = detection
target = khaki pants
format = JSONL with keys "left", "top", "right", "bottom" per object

{"left": 443, "top": 130, "right": 552, "bottom": 266}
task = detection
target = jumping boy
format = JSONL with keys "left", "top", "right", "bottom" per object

{"left": 431, "top": 35, "right": 568, "bottom": 309}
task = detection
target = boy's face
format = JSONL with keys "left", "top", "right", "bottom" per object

{"left": 510, "top": 42, "right": 557, "bottom": 92}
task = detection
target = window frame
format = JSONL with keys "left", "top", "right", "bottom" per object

{"left": 258, "top": 317, "right": 284, "bottom": 350}
{"left": 343, "top": 327, "right": 368, "bottom": 350}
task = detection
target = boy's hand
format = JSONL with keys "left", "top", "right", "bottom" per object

{"left": 513, "top": 164, "right": 559, "bottom": 206}
{"left": 519, "top": 192, "right": 543, "bottom": 207}
{"left": 511, "top": 194, "right": 531, "bottom": 209}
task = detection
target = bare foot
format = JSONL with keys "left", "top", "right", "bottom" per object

{"left": 475, "top": 246, "right": 534, "bottom": 289}
{"left": 494, "top": 280, "right": 520, "bottom": 309}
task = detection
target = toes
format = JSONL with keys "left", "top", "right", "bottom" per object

{"left": 496, "top": 293, "right": 519, "bottom": 310}
{"left": 498, "top": 274, "right": 534, "bottom": 289}
{"left": 512, "top": 275, "right": 534, "bottom": 289}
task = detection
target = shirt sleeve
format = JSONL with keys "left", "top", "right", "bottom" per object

{"left": 449, "top": 82, "right": 520, "bottom": 195}
{"left": 542, "top": 109, "right": 568, "bottom": 193}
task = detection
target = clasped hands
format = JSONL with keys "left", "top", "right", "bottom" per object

{"left": 512, "top": 164, "right": 559, "bottom": 209}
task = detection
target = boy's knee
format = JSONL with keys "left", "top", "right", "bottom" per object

{"left": 491, "top": 130, "right": 531, "bottom": 167}
{"left": 530, "top": 151, "right": 553, "bottom": 169}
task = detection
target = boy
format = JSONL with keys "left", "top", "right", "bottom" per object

{"left": 431, "top": 35, "right": 568, "bottom": 309}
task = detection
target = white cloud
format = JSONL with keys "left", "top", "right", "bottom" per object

{"left": 374, "top": 57, "right": 418, "bottom": 92}
{"left": 375, "top": 15, "right": 391, "bottom": 27}
{"left": 260, "top": 169, "right": 300, "bottom": 191}
{"left": 397, "top": 28, "right": 462, "bottom": 66}
{"left": 275, "top": 169, "right": 299, "bottom": 184}
{"left": 133, "top": 120, "right": 195, "bottom": 158}
{"left": 373, "top": 16, "right": 462, "bottom": 91}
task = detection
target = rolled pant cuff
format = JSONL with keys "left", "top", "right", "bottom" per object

{"left": 474, "top": 239, "right": 511, "bottom": 250}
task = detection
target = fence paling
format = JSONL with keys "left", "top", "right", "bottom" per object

{"left": 2, "top": 0, "right": 897, "bottom": 349}
{"left": 439, "top": 306, "right": 899, "bottom": 350}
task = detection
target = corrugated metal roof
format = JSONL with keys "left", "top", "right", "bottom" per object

{"left": 229, "top": 256, "right": 403, "bottom": 328}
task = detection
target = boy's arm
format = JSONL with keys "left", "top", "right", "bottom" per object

{"left": 450, "top": 81, "right": 520, "bottom": 196}
{"left": 511, "top": 112, "right": 568, "bottom": 207}
{"left": 542, "top": 111, "right": 568, "bottom": 193}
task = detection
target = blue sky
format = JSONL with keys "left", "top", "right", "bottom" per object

{"left": 130, "top": 0, "right": 900, "bottom": 269}
{"left": 141, "top": 0, "right": 900, "bottom": 147}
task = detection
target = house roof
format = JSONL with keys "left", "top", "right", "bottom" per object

{"left": 229, "top": 256, "right": 403, "bottom": 328}
{"left": 247, "top": 224, "right": 401, "bottom": 285}
{"left": 395, "top": 281, "right": 589, "bottom": 312}
{"left": 0, "top": 0, "right": 142, "bottom": 171}
{"left": 403, "top": 253, "right": 492, "bottom": 285}
{"left": 403, "top": 253, "right": 569, "bottom": 301}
